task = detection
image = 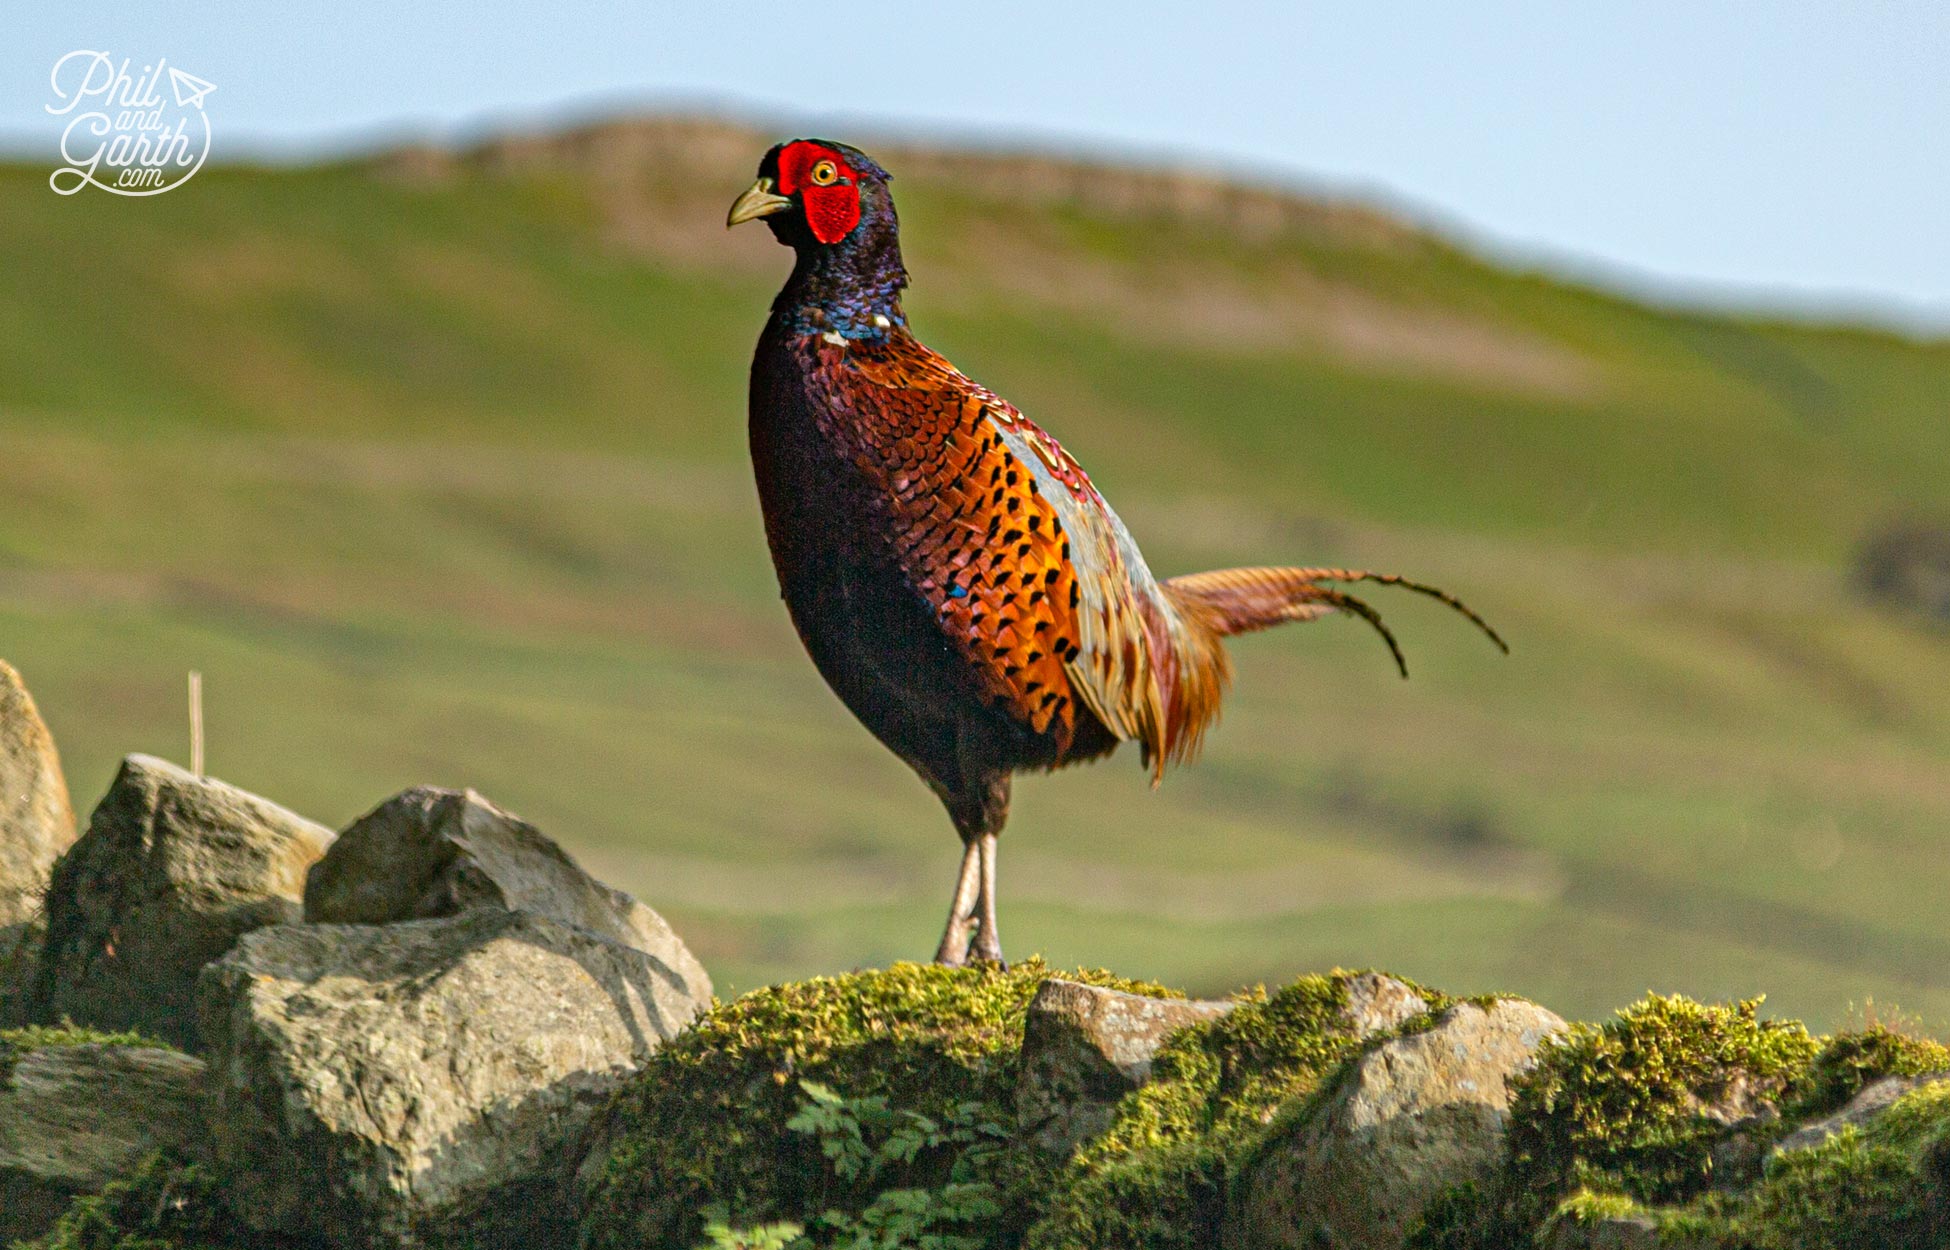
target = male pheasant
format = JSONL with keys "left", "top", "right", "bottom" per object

{"left": 728, "top": 139, "right": 1506, "bottom": 966}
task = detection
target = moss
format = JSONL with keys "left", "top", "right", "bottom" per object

{"left": 1404, "top": 1180, "right": 1492, "bottom": 1250}
{"left": 579, "top": 963, "right": 1451, "bottom": 1250}
{"left": 1749, "top": 1132, "right": 1934, "bottom": 1248}
{"left": 1867, "top": 1079, "right": 1950, "bottom": 1149}
{"left": 1412, "top": 1010, "right": 1950, "bottom": 1250}
{"left": 1026, "top": 971, "right": 1447, "bottom": 1250}
{"left": 3, "top": 1029, "right": 260, "bottom": 1250}
{"left": 1506, "top": 995, "right": 1818, "bottom": 1203}
{"left": 1560, "top": 1082, "right": 1950, "bottom": 1250}
{"left": 1784, "top": 1026, "right": 1950, "bottom": 1120}
{"left": 577, "top": 959, "right": 1174, "bottom": 1250}
{"left": 13, "top": 1150, "right": 257, "bottom": 1250}
{"left": 1419, "top": 1182, "right": 1745, "bottom": 1250}
{"left": 1410, "top": 994, "right": 1820, "bottom": 1248}
{"left": 1740, "top": 1084, "right": 1950, "bottom": 1250}
{"left": 1544, "top": 1185, "right": 1644, "bottom": 1232}
{"left": 0, "top": 1023, "right": 171, "bottom": 1086}
{"left": 22, "top": 967, "right": 1932, "bottom": 1250}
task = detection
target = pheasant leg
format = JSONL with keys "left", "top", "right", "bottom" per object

{"left": 970, "top": 832, "right": 1005, "bottom": 967}
{"left": 933, "top": 837, "right": 983, "bottom": 966}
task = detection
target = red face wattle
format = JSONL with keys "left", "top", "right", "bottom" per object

{"left": 774, "top": 141, "right": 863, "bottom": 244}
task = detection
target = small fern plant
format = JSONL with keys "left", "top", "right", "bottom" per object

{"left": 697, "top": 1079, "right": 1011, "bottom": 1250}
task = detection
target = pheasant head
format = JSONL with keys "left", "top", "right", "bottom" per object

{"left": 728, "top": 139, "right": 907, "bottom": 334}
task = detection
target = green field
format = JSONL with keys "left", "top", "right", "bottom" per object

{"left": 3, "top": 120, "right": 1948, "bottom": 1028}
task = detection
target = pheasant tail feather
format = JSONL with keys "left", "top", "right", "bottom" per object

{"left": 1162, "top": 565, "right": 1508, "bottom": 680}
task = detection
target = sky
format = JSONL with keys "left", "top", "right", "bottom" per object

{"left": 7, "top": 2, "right": 1947, "bottom": 329}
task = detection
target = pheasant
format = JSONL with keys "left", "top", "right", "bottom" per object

{"left": 728, "top": 139, "right": 1506, "bottom": 967}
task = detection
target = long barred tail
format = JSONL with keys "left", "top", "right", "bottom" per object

{"left": 1160, "top": 566, "right": 1508, "bottom": 677}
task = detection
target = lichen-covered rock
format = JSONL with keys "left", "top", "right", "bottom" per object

{"left": 1028, "top": 970, "right": 1447, "bottom": 1250}
{"left": 1341, "top": 970, "right": 1432, "bottom": 1036}
{"left": 0, "top": 661, "right": 75, "bottom": 929}
{"left": 1774, "top": 1071, "right": 1950, "bottom": 1156}
{"left": 1017, "top": 978, "right": 1234, "bottom": 1156}
{"left": 199, "top": 908, "right": 709, "bottom": 1249}
{"left": 33, "top": 755, "right": 333, "bottom": 1049}
{"left": 1230, "top": 998, "right": 1566, "bottom": 1250}
{"left": 304, "top": 785, "right": 709, "bottom": 999}
{"left": 0, "top": 1030, "right": 204, "bottom": 1244}
{"left": 1014, "top": 971, "right": 1428, "bottom": 1162}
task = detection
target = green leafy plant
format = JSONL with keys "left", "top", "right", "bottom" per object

{"left": 697, "top": 1220, "right": 806, "bottom": 1250}
{"left": 701, "top": 1079, "right": 1010, "bottom": 1250}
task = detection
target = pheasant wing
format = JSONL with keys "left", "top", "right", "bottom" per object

{"left": 830, "top": 337, "right": 1168, "bottom": 764}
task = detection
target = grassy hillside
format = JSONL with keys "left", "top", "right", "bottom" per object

{"left": 3, "top": 117, "right": 1947, "bottom": 1027}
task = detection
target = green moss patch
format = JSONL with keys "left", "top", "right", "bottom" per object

{"left": 11, "top": 969, "right": 1941, "bottom": 1250}
{"left": 1407, "top": 997, "right": 1950, "bottom": 1249}
{"left": 1785, "top": 1026, "right": 1950, "bottom": 1120}
{"left": 1648, "top": 1080, "right": 1950, "bottom": 1250}
{"left": 12, "top": 1150, "right": 245, "bottom": 1250}
{"left": 1505, "top": 995, "right": 1817, "bottom": 1201}
{"left": 577, "top": 959, "right": 1176, "bottom": 1250}
{"left": 0, "top": 1023, "right": 171, "bottom": 1086}
{"left": 1025, "top": 971, "right": 1449, "bottom": 1250}
{"left": 1541, "top": 1184, "right": 1645, "bottom": 1234}
{"left": 578, "top": 963, "right": 1443, "bottom": 1250}
{"left": 1410, "top": 994, "right": 1820, "bottom": 1247}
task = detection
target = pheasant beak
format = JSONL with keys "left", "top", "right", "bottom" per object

{"left": 726, "top": 177, "right": 793, "bottom": 227}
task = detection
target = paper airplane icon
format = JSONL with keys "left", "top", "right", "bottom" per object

{"left": 168, "top": 68, "right": 217, "bottom": 110}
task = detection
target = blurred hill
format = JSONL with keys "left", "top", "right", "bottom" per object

{"left": 3, "top": 114, "right": 1948, "bottom": 1026}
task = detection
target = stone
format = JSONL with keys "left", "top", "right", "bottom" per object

{"left": 34, "top": 754, "right": 333, "bottom": 1049}
{"left": 1017, "top": 978, "right": 1234, "bottom": 1155}
{"left": 0, "top": 661, "right": 75, "bottom": 928}
{"left": 1686, "top": 1069, "right": 1786, "bottom": 1126}
{"left": 1229, "top": 998, "right": 1568, "bottom": 1250}
{"left": 1544, "top": 1214, "right": 1658, "bottom": 1250}
{"left": 1016, "top": 972, "right": 1428, "bottom": 1159}
{"left": 1686, "top": 1062, "right": 1797, "bottom": 1191}
{"left": 1773, "top": 1071, "right": 1950, "bottom": 1156}
{"left": 199, "top": 907, "right": 711, "bottom": 1248}
{"left": 1341, "top": 970, "right": 1432, "bottom": 1036}
{"left": 304, "top": 786, "right": 711, "bottom": 997}
{"left": 1544, "top": 1213, "right": 1716, "bottom": 1250}
{"left": 1707, "top": 1110, "right": 1782, "bottom": 1191}
{"left": 0, "top": 918, "right": 43, "bottom": 1028}
{"left": 0, "top": 1040, "right": 206, "bottom": 1243}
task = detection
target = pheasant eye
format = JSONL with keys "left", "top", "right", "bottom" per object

{"left": 809, "top": 160, "right": 840, "bottom": 187}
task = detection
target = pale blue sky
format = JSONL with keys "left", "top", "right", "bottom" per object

{"left": 8, "top": 2, "right": 1946, "bottom": 328}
